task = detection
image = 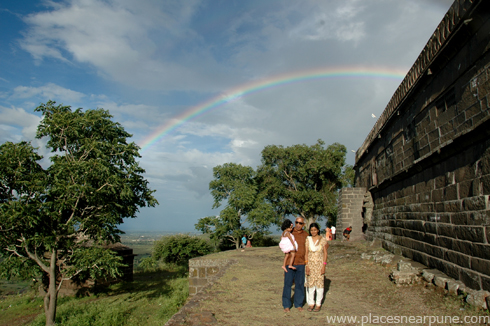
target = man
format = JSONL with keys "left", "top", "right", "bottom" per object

{"left": 331, "top": 225, "right": 336, "bottom": 240}
{"left": 282, "top": 216, "right": 308, "bottom": 312}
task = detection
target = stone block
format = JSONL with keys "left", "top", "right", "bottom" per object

{"left": 390, "top": 271, "right": 417, "bottom": 285}
{"left": 463, "top": 196, "right": 486, "bottom": 211}
{"left": 422, "top": 269, "right": 437, "bottom": 283}
{"left": 435, "top": 175, "right": 446, "bottom": 189}
{"left": 455, "top": 225, "right": 485, "bottom": 243}
{"left": 436, "top": 223, "right": 454, "bottom": 238}
{"left": 464, "top": 103, "right": 482, "bottom": 120}
{"left": 471, "top": 257, "right": 490, "bottom": 276}
{"left": 434, "top": 274, "right": 451, "bottom": 289}
{"left": 452, "top": 239, "right": 474, "bottom": 256}
{"left": 432, "top": 188, "right": 444, "bottom": 202}
{"left": 198, "top": 267, "right": 206, "bottom": 278}
{"left": 444, "top": 200, "right": 461, "bottom": 212}
{"left": 459, "top": 181, "right": 473, "bottom": 199}
{"left": 482, "top": 175, "right": 490, "bottom": 195}
{"left": 447, "top": 280, "right": 465, "bottom": 295}
{"left": 451, "top": 212, "right": 468, "bottom": 225}
{"left": 455, "top": 165, "right": 476, "bottom": 183}
{"left": 444, "top": 184, "right": 459, "bottom": 200}
{"left": 189, "top": 278, "right": 209, "bottom": 287}
{"left": 207, "top": 266, "right": 220, "bottom": 277}
{"left": 482, "top": 275, "right": 490, "bottom": 292}
{"left": 445, "top": 250, "right": 470, "bottom": 268}
{"left": 460, "top": 269, "right": 481, "bottom": 290}
{"left": 466, "top": 290, "right": 490, "bottom": 310}
{"left": 187, "top": 312, "right": 218, "bottom": 324}
{"left": 189, "top": 267, "right": 198, "bottom": 278}
{"left": 188, "top": 286, "right": 197, "bottom": 295}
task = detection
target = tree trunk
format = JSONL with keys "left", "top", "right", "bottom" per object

{"left": 45, "top": 249, "right": 58, "bottom": 326}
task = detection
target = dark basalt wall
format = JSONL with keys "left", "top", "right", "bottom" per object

{"left": 352, "top": 0, "right": 490, "bottom": 291}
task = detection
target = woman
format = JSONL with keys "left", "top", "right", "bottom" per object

{"left": 305, "top": 222, "right": 329, "bottom": 312}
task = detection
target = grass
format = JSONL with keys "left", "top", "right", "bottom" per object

{"left": 0, "top": 263, "right": 188, "bottom": 326}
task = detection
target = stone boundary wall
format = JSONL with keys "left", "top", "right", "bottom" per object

{"left": 188, "top": 257, "right": 237, "bottom": 295}
{"left": 338, "top": 187, "right": 366, "bottom": 241}
{"left": 165, "top": 257, "right": 237, "bottom": 326}
{"left": 354, "top": 0, "right": 490, "bottom": 292}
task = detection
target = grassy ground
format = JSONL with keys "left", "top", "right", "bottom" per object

{"left": 0, "top": 264, "right": 188, "bottom": 326}
{"left": 192, "top": 241, "right": 489, "bottom": 325}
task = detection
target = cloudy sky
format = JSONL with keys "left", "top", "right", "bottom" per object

{"left": 0, "top": 0, "right": 453, "bottom": 232}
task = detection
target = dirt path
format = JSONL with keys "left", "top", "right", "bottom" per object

{"left": 181, "top": 241, "right": 488, "bottom": 325}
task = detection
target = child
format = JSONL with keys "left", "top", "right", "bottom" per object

{"left": 279, "top": 219, "right": 298, "bottom": 272}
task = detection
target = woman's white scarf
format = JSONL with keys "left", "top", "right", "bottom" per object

{"left": 307, "top": 236, "right": 322, "bottom": 252}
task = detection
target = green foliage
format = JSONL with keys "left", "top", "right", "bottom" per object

{"left": 138, "top": 256, "right": 158, "bottom": 272}
{"left": 342, "top": 164, "right": 355, "bottom": 187}
{"left": 195, "top": 163, "right": 280, "bottom": 249}
{"left": 257, "top": 139, "right": 347, "bottom": 226}
{"left": 153, "top": 234, "right": 212, "bottom": 265}
{"left": 249, "top": 233, "right": 279, "bottom": 247}
{"left": 26, "top": 266, "right": 188, "bottom": 326}
{"left": 0, "top": 101, "right": 158, "bottom": 325}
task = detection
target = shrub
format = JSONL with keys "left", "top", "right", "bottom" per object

{"left": 153, "top": 234, "right": 212, "bottom": 265}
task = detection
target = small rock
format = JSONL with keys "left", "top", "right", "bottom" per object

{"left": 422, "top": 269, "right": 436, "bottom": 283}
{"left": 433, "top": 275, "right": 451, "bottom": 289}
{"left": 447, "top": 280, "right": 464, "bottom": 295}
{"left": 466, "top": 290, "right": 490, "bottom": 310}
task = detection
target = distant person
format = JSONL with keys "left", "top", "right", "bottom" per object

{"left": 331, "top": 225, "right": 336, "bottom": 240}
{"left": 241, "top": 235, "right": 247, "bottom": 249}
{"left": 343, "top": 226, "right": 352, "bottom": 241}
{"left": 279, "top": 219, "right": 297, "bottom": 272}
{"left": 305, "top": 223, "right": 328, "bottom": 312}
{"left": 325, "top": 227, "right": 332, "bottom": 241}
{"left": 282, "top": 216, "right": 308, "bottom": 312}
{"left": 246, "top": 237, "right": 252, "bottom": 247}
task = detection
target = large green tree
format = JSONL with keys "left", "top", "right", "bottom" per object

{"left": 0, "top": 101, "right": 157, "bottom": 325}
{"left": 195, "top": 163, "right": 279, "bottom": 249}
{"left": 257, "top": 140, "right": 346, "bottom": 227}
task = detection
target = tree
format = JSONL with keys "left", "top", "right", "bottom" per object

{"left": 195, "top": 163, "right": 279, "bottom": 249}
{"left": 342, "top": 164, "right": 355, "bottom": 188}
{"left": 257, "top": 140, "right": 346, "bottom": 228}
{"left": 0, "top": 101, "right": 157, "bottom": 325}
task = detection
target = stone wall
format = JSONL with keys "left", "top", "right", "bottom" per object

{"left": 353, "top": 0, "right": 490, "bottom": 292}
{"left": 338, "top": 187, "right": 366, "bottom": 241}
{"left": 188, "top": 257, "right": 236, "bottom": 295}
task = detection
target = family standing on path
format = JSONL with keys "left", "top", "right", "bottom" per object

{"left": 280, "top": 217, "right": 330, "bottom": 313}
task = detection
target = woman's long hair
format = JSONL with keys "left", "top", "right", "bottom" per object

{"left": 309, "top": 222, "right": 320, "bottom": 234}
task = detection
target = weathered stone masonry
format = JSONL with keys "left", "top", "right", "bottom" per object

{"left": 349, "top": 0, "right": 490, "bottom": 292}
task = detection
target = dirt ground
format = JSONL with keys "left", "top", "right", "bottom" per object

{"left": 182, "top": 241, "right": 489, "bottom": 326}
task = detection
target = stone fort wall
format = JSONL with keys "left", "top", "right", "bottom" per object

{"left": 350, "top": 0, "right": 490, "bottom": 292}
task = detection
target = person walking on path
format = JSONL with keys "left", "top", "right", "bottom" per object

{"left": 279, "top": 219, "right": 297, "bottom": 272}
{"left": 331, "top": 225, "right": 336, "bottom": 240}
{"left": 305, "top": 223, "right": 329, "bottom": 312}
{"left": 282, "top": 217, "right": 308, "bottom": 312}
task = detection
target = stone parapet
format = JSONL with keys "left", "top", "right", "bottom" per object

{"left": 188, "top": 257, "right": 237, "bottom": 296}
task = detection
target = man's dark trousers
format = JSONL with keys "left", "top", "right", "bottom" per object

{"left": 282, "top": 264, "right": 305, "bottom": 309}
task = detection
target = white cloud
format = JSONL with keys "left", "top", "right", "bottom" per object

{"left": 11, "top": 83, "right": 85, "bottom": 103}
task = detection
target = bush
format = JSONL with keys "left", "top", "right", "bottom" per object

{"left": 153, "top": 234, "right": 212, "bottom": 265}
{"left": 251, "top": 233, "right": 279, "bottom": 247}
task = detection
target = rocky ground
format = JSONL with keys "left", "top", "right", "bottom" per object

{"left": 170, "top": 241, "right": 489, "bottom": 326}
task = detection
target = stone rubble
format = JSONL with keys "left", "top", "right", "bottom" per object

{"left": 363, "top": 249, "right": 490, "bottom": 310}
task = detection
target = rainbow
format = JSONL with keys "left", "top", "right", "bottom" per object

{"left": 139, "top": 66, "right": 407, "bottom": 152}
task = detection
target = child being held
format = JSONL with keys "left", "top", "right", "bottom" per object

{"left": 279, "top": 219, "right": 298, "bottom": 272}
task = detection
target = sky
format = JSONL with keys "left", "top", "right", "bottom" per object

{"left": 0, "top": 0, "right": 454, "bottom": 233}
